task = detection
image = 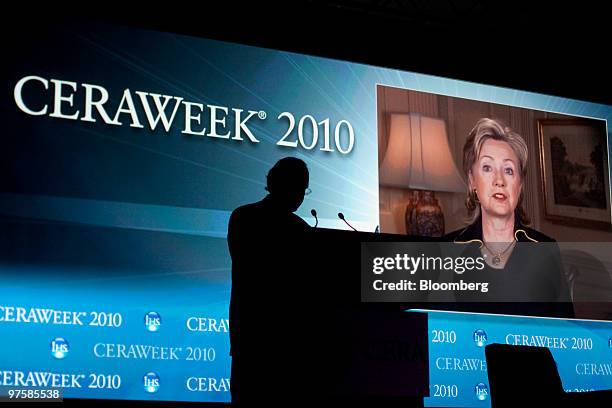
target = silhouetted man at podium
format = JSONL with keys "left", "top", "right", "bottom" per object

{"left": 227, "top": 157, "right": 310, "bottom": 406}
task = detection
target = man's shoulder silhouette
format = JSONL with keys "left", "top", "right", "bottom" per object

{"left": 228, "top": 196, "right": 309, "bottom": 247}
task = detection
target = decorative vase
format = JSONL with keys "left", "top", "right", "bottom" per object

{"left": 415, "top": 190, "right": 444, "bottom": 237}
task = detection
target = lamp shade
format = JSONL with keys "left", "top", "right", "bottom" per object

{"left": 379, "top": 113, "right": 466, "bottom": 192}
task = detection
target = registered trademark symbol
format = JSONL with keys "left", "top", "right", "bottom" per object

{"left": 258, "top": 110, "right": 267, "bottom": 120}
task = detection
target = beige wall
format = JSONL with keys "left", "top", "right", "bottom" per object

{"left": 377, "top": 85, "right": 612, "bottom": 242}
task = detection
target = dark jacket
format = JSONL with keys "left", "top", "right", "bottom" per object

{"left": 443, "top": 214, "right": 574, "bottom": 317}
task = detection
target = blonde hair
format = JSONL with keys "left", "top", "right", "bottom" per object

{"left": 463, "top": 118, "right": 530, "bottom": 225}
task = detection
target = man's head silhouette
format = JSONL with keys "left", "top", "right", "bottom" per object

{"left": 265, "top": 157, "right": 309, "bottom": 212}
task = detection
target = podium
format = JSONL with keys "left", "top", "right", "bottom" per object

{"left": 292, "top": 228, "right": 432, "bottom": 403}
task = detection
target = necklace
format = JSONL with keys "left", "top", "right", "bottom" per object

{"left": 482, "top": 240, "right": 516, "bottom": 266}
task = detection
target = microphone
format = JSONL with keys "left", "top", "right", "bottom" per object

{"left": 310, "top": 209, "right": 318, "bottom": 228}
{"left": 338, "top": 212, "right": 357, "bottom": 232}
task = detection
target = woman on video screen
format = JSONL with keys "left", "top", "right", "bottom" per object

{"left": 445, "top": 118, "right": 572, "bottom": 305}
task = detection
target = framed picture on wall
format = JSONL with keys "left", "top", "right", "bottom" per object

{"left": 537, "top": 118, "right": 612, "bottom": 230}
